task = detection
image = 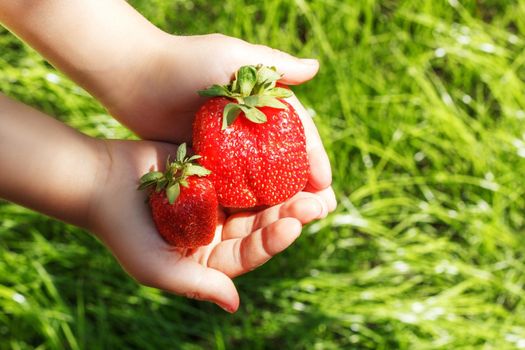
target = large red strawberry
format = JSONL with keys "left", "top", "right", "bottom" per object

{"left": 193, "top": 65, "right": 309, "bottom": 208}
{"left": 138, "top": 144, "right": 217, "bottom": 248}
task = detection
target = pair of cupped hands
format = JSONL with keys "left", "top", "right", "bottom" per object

{"left": 89, "top": 34, "right": 336, "bottom": 313}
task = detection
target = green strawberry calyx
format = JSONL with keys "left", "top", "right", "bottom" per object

{"left": 137, "top": 143, "right": 211, "bottom": 204}
{"left": 198, "top": 64, "right": 294, "bottom": 130}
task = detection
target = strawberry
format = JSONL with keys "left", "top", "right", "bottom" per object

{"left": 138, "top": 144, "right": 217, "bottom": 248}
{"left": 193, "top": 65, "right": 309, "bottom": 208}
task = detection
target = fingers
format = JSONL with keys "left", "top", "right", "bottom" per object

{"left": 106, "top": 218, "right": 240, "bottom": 312}
{"left": 222, "top": 192, "right": 327, "bottom": 240}
{"left": 286, "top": 95, "right": 333, "bottom": 191}
{"left": 305, "top": 185, "right": 337, "bottom": 213}
{"left": 307, "top": 146, "right": 333, "bottom": 190}
{"left": 138, "top": 255, "right": 240, "bottom": 313}
{"left": 209, "top": 217, "right": 302, "bottom": 278}
{"left": 104, "top": 214, "right": 240, "bottom": 313}
{"left": 238, "top": 42, "right": 319, "bottom": 85}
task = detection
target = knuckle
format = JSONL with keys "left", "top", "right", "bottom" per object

{"left": 184, "top": 291, "right": 204, "bottom": 301}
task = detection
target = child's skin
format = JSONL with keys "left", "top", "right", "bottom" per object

{"left": 0, "top": 1, "right": 336, "bottom": 313}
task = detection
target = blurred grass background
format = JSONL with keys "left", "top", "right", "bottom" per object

{"left": 2, "top": 0, "right": 525, "bottom": 349}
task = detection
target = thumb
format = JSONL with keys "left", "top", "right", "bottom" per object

{"left": 239, "top": 42, "right": 319, "bottom": 85}
{"left": 177, "top": 260, "right": 240, "bottom": 313}
{"left": 150, "top": 258, "right": 240, "bottom": 313}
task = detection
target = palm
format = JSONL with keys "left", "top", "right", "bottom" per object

{"left": 93, "top": 139, "right": 326, "bottom": 312}
{"left": 109, "top": 34, "right": 312, "bottom": 145}
{"left": 109, "top": 38, "right": 229, "bottom": 144}
{"left": 183, "top": 194, "right": 322, "bottom": 278}
{"left": 106, "top": 34, "right": 334, "bottom": 195}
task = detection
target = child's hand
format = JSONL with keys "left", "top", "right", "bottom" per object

{"left": 0, "top": 1, "right": 336, "bottom": 212}
{"left": 105, "top": 33, "right": 336, "bottom": 211}
{"left": 106, "top": 34, "right": 319, "bottom": 144}
{"left": 0, "top": 1, "right": 337, "bottom": 309}
{"left": 89, "top": 141, "right": 329, "bottom": 313}
{"left": 0, "top": 94, "right": 327, "bottom": 313}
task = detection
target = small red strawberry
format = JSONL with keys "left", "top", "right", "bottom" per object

{"left": 193, "top": 65, "right": 309, "bottom": 208}
{"left": 138, "top": 144, "right": 217, "bottom": 248}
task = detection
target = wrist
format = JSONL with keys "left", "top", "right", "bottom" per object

{"left": 0, "top": 94, "right": 106, "bottom": 229}
{"left": 83, "top": 138, "right": 113, "bottom": 233}
{"left": 0, "top": 0, "right": 171, "bottom": 123}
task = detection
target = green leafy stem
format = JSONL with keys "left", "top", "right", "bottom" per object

{"left": 138, "top": 143, "right": 211, "bottom": 204}
{"left": 198, "top": 65, "right": 294, "bottom": 129}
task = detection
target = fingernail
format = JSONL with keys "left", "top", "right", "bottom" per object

{"left": 300, "top": 58, "right": 319, "bottom": 66}
{"left": 328, "top": 187, "right": 337, "bottom": 213}
{"left": 313, "top": 197, "right": 327, "bottom": 219}
{"left": 218, "top": 303, "right": 235, "bottom": 313}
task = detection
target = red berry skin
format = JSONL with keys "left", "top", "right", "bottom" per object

{"left": 148, "top": 177, "right": 217, "bottom": 248}
{"left": 193, "top": 97, "right": 309, "bottom": 208}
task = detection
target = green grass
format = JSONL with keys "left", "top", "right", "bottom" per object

{"left": 2, "top": 0, "right": 525, "bottom": 348}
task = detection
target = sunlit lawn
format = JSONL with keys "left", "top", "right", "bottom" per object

{"left": 2, "top": 1, "right": 525, "bottom": 349}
